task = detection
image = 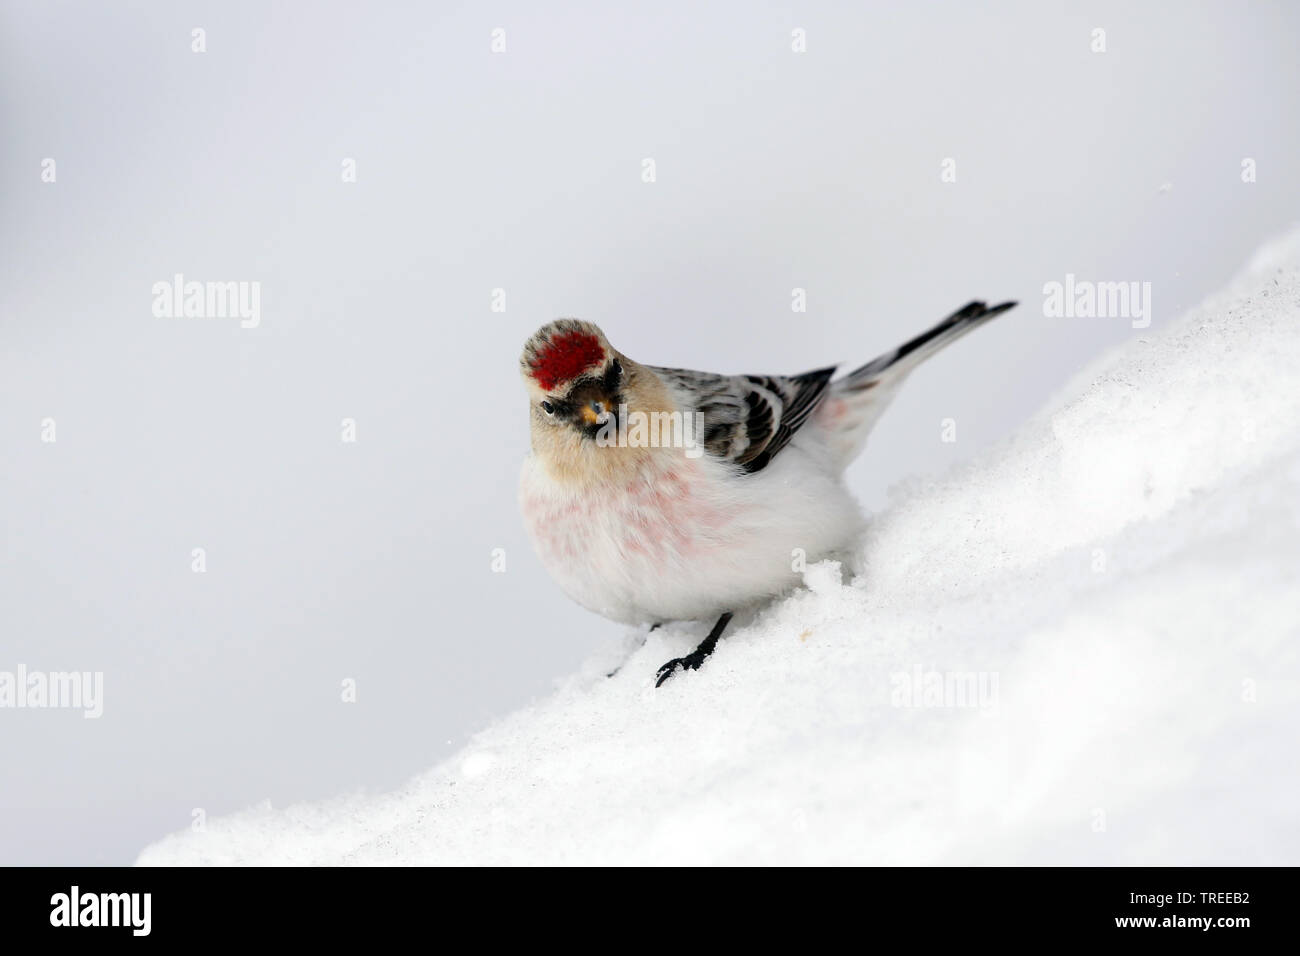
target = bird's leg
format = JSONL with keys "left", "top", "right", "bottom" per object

{"left": 606, "top": 622, "right": 663, "bottom": 678}
{"left": 655, "top": 612, "right": 733, "bottom": 687}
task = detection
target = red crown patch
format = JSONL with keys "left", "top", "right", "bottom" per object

{"left": 529, "top": 329, "right": 605, "bottom": 391}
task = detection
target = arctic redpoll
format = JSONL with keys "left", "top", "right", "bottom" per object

{"left": 518, "top": 301, "right": 1017, "bottom": 685}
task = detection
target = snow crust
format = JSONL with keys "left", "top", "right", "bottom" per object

{"left": 139, "top": 231, "right": 1300, "bottom": 865}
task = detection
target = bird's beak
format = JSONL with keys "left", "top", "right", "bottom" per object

{"left": 580, "top": 400, "right": 611, "bottom": 426}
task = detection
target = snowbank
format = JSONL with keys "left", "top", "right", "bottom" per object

{"left": 139, "top": 232, "right": 1300, "bottom": 865}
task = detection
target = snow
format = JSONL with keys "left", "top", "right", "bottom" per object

{"left": 138, "top": 231, "right": 1300, "bottom": 866}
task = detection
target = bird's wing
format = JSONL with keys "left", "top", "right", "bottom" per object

{"left": 650, "top": 365, "right": 837, "bottom": 473}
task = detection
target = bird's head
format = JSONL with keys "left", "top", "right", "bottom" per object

{"left": 521, "top": 319, "right": 682, "bottom": 482}
{"left": 520, "top": 319, "right": 627, "bottom": 437}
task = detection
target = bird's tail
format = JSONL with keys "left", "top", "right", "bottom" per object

{"left": 821, "top": 300, "right": 1017, "bottom": 469}
{"left": 838, "top": 300, "right": 1016, "bottom": 391}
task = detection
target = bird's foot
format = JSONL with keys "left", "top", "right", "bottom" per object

{"left": 655, "top": 649, "right": 708, "bottom": 686}
{"left": 653, "top": 611, "right": 733, "bottom": 687}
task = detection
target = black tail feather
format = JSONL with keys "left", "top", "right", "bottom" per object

{"left": 839, "top": 300, "right": 1017, "bottom": 391}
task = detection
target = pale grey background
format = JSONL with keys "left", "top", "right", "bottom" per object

{"left": 2, "top": 0, "right": 1297, "bottom": 865}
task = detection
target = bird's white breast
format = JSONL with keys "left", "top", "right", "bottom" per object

{"left": 519, "top": 438, "right": 865, "bottom": 625}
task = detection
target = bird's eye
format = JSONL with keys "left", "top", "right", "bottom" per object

{"left": 612, "top": 358, "right": 623, "bottom": 379}
{"left": 541, "top": 400, "right": 555, "bottom": 415}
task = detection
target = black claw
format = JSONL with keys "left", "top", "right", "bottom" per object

{"left": 654, "top": 653, "right": 704, "bottom": 687}
{"left": 652, "top": 611, "right": 733, "bottom": 687}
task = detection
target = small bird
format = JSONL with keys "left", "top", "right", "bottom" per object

{"left": 518, "top": 301, "right": 1016, "bottom": 685}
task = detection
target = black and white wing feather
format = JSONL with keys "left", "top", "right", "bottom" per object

{"left": 651, "top": 364, "right": 837, "bottom": 473}
{"left": 651, "top": 301, "right": 1016, "bottom": 475}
